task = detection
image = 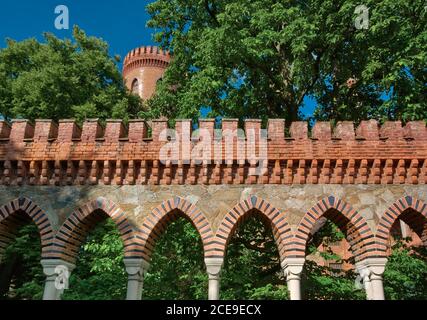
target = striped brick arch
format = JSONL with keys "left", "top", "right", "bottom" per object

{"left": 52, "top": 197, "right": 141, "bottom": 264}
{"left": 213, "top": 196, "right": 292, "bottom": 262}
{"left": 0, "top": 197, "right": 54, "bottom": 260}
{"left": 376, "top": 196, "right": 427, "bottom": 255}
{"left": 138, "top": 197, "right": 215, "bottom": 262}
{"left": 291, "top": 196, "right": 375, "bottom": 262}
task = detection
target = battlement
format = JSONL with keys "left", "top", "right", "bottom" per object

{"left": 123, "top": 45, "right": 171, "bottom": 73}
{"left": 1, "top": 118, "right": 425, "bottom": 143}
{"left": 0, "top": 118, "right": 425, "bottom": 186}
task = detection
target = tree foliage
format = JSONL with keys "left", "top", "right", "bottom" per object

{"left": 146, "top": 0, "right": 426, "bottom": 123}
{"left": 220, "top": 215, "right": 288, "bottom": 300}
{"left": 0, "top": 223, "right": 44, "bottom": 300}
{"left": 143, "top": 217, "right": 207, "bottom": 300}
{"left": 384, "top": 240, "right": 427, "bottom": 300}
{"left": 62, "top": 219, "right": 128, "bottom": 300}
{"left": 0, "top": 26, "right": 141, "bottom": 123}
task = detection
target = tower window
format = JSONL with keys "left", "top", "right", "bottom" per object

{"left": 131, "top": 78, "right": 139, "bottom": 95}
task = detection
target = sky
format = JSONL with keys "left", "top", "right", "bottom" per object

{"left": 0, "top": 1, "right": 156, "bottom": 68}
{"left": 0, "top": 0, "right": 317, "bottom": 116}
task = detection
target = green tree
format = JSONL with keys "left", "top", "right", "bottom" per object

{"left": 0, "top": 26, "right": 141, "bottom": 123}
{"left": 301, "top": 220, "right": 365, "bottom": 300}
{"left": 143, "top": 218, "right": 207, "bottom": 300}
{"left": 62, "top": 219, "right": 128, "bottom": 300}
{"left": 146, "top": 0, "right": 426, "bottom": 123}
{"left": 384, "top": 240, "right": 427, "bottom": 300}
{"left": 220, "top": 215, "right": 288, "bottom": 300}
{"left": 0, "top": 26, "right": 142, "bottom": 300}
{"left": 0, "top": 223, "right": 44, "bottom": 300}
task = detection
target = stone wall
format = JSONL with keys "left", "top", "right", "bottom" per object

{"left": 0, "top": 118, "right": 426, "bottom": 272}
{"left": 0, "top": 184, "right": 426, "bottom": 265}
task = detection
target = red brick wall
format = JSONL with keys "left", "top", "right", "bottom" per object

{"left": 0, "top": 119, "right": 425, "bottom": 186}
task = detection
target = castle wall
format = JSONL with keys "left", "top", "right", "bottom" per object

{"left": 0, "top": 118, "right": 425, "bottom": 265}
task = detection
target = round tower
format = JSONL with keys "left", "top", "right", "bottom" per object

{"left": 122, "top": 46, "right": 171, "bottom": 100}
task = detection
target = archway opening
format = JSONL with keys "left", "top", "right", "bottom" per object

{"left": 300, "top": 208, "right": 366, "bottom": 300}
{"left": 220, "top": 209, "right": 286, "bottom": 300}
{"left": 383, "top": 209, "right": 427, "bottom": 300}
{"left": 0, "top": 211, "right": 44, "bottom": 300}
{"left": 61, "top": 209, "right": 127, "bottom": 300}
{"left": 142, "top": 209, "right": 206, "bottom": 300}
{"left": 131, "top": 78, "right": 140, "bottom": 95}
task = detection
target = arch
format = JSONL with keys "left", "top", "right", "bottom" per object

{"left": 52, "top": 197, "right": 141, "bottom": 264}
{"left": 376, "top": 196, "right": 427, "bottom": 256}
{"left": 138, "top": 197, "right": 215, "bottom": 262}
{"left": 214, "top": 196, "right": 292, "bottom": 262}
{"left": 0, "top": 197, "right": 54, "bottom": 260}
{"left": 292, "top": 196, "right": 375, "bottom": 262}
{"left": 131, "top": 78, "right": 139, "bottom": 95}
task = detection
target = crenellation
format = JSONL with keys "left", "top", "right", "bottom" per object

{"left": 0, "top": 119, "right": 425, "bottom": 185}
{"left": 312, "top": 122, "right": 332, "bottom": 140}
{"left": 334, "top": 121, "right": 355, "bottom": 140}
{"left": 34, "top": 120, "right": 58, "bottom": 142}
{"left": 10, "top": 119, "right": 34, "bottom": 143}
{"left": 58, "top": 120, "right": 81, "bottom": 142}
{"left": 356, "top": 120, "right": 380, "bottom": 140}
{"left": 290, "top": 122, "right": 308, "bottom": 140}
{"left": 0, "top": 121, "right": 11, "bottom": 139}
{"left": 81, "top": 119, "right": 104, "bottom": 142}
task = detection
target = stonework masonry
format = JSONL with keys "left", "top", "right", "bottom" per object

{"left": 0, "top": 117, "right": 426, "bottom": 300}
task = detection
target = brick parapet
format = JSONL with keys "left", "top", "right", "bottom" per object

{"left": 0, "top": 119, "right": 425, "bottom": 186}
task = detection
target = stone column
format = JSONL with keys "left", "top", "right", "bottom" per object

{"left": 356, "top": 257, "right": 387, "bottom": 300}
{"left": 281, "top": 258, "right": 305, "bottom": 300}
{"left": 205, "top": 257, "right": 224, "bottom": 300}
{"left": 367, "top": 258, "right": 387, "bottom": 300}
{"left": 41, "top": 259, "right": 75, "bottom": 300}
{"left": 400, "top": 220, "right": 409, "bottom": 238}
{"left": 124, "top": 259, "right": 150, "bottom": 300}
{"left": 355, "top": 262, "right": 373, "bottom": 300}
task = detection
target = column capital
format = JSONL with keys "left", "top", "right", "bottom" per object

{"left": 355, "top": 261, "right": 371, "bottom": 278}
{"left": 124, "top": 258, "right": 150, "bottom": 276}
{"left": 41, "top": 259, "right": 76, "bottom": 276}
{"left": 281, "top": 257, "right": 305, "bottom": 279}
{"left": 358, "top": 257, "right": 387, "bottom": 276}
{"left": 205, "top": 257, "right": 224, "bottom": 278}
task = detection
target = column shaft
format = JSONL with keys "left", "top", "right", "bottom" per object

{"left": 287, "top": 276, "right": 301, "bottom": 300}
{"left": 370, "top": 275, "right": 385, "bottom": 300}
{"left": 208, "top": 276, "right": 220, "bottom": 300}
{"left": 126, "top": 275, "right": 143, "bottom": 300}
{"left": 205, "top": 258, "right": 224, "bottom": 301}
{"left": 43, "top": 276, "right": 60, "bottom": 300}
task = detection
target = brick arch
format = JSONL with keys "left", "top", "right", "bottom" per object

{"left": 213, "top": 196, "right": 292, "bottom": 262}
{"left": 292, "top": 196, "right": 375, "bottom": 262}
{"left": 138, "top": 197, "right": 215, "bottom": 262}
{"left": 52, "top": 197, "right": 141, "bottom": 264}
{"left": 0, "top": 197, "right": 54, "bottom": 259}
{"left": 376, "top": 196, "right": 427, "bottom": 256}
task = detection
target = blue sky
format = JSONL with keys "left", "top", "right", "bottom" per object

{"left": 0, "top": 0, "right": 317, "bottom": 116}
{"left": 0, "top": 1, "right": 156, "bottom": 67}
